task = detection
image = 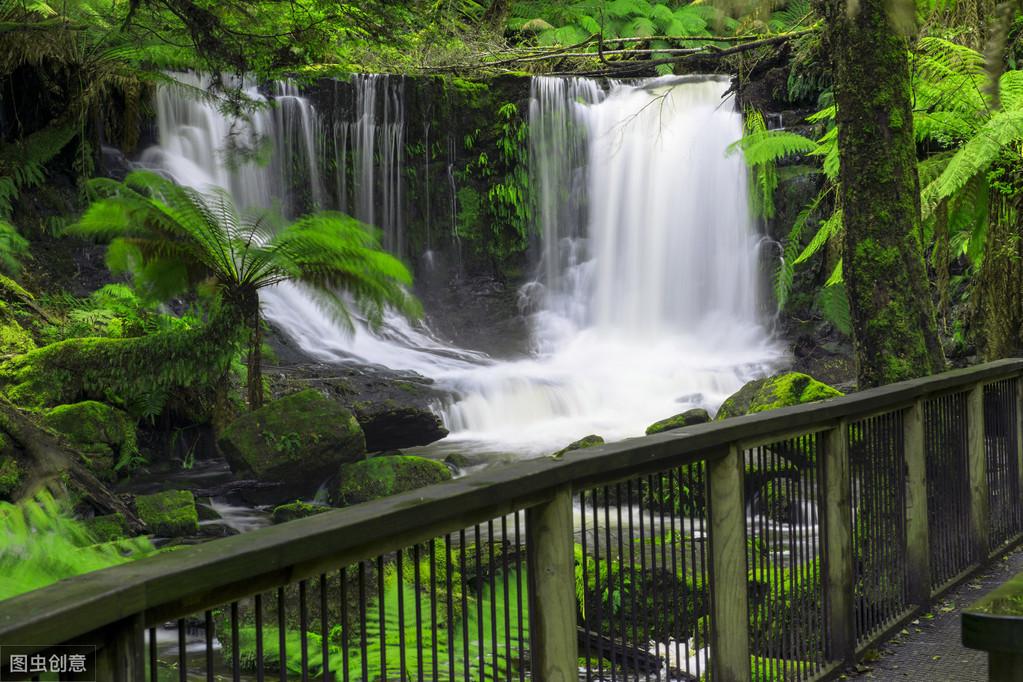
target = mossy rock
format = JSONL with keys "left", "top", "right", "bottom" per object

{"left": 0, "top": 455, "right": 21, "bottom": 501}
{"left": 43, "top": 400, "right": 137, "bottom": 457}
{"left": 136, "top": 490, "right": 199, "bottom": 537}
{"left": 444, "top": 453, "right": 471, "bottom": 470}
{"left": 219, "top": 389, "right": 366, "bottom": 501}
{"left": 271, "top": 501, "right": 330, "bottom": 525}
{"left": 551, "top": 434, "right": 604, "bottom": 459}
{"left": 645, "top": 408, "right": 711, "bottom": 435}
{"left": 715, "top": 373, "right": 843, "bottom": 421}
{"left": 335, "top": 455, "right": 451, "bottom": 507}
{"left": 84, "top": 513, "right": 128, "bottom": 542}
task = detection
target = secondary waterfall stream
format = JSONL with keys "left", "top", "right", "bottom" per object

{"left": 142, "top": 73, "right": 782, "bottom": 456}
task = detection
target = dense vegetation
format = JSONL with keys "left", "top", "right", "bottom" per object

{"left": 0, "top": 0, "right": 1022, "bottom": 677}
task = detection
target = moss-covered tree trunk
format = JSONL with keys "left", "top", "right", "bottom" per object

{"left": 820, "top": 0, "right": 946, "bottom": 388}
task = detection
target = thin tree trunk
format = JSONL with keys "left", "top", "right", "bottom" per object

{"left": 819, "top": 0, "right": 946, "bottom": 388}
{"left": 246, "top": 301, "right": 263, "bottom": 410}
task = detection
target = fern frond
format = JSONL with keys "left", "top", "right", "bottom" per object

{"left": 921, "top": 109, "right": 1023, "bottom": 217}
{"left": 793, "top": 208, "right": 842, "bottom": 265}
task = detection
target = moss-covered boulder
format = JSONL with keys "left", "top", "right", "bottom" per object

{"left": 271, "top": 500, "right": 330, "bottom": 524}
{"left": 335, "top": 455, "right": 451, "bottom": 507}
{"left": 42, "top": 401, "right": 137, "bottom": 479}
{"left": 715, "top": 373, "right": 843, "bottom": 421}
{"left": 551, "top": 434, "right": 604, "bottom": 459}
{"left": 645, "top": 408, "right": 711, "bottom": 435}
{"left": 219, "top": 389, "right": 366, "bottom": 503}
{"left": 0, "top": 455, "right": 21, "bottom": 501}
{"left": 136, "top": 490, "right": 199, "bottom": 537}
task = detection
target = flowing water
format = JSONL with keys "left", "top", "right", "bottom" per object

{"left": 142, "top": 72, "right": 783, "bottom": 458}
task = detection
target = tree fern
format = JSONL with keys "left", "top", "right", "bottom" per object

{"left": 70, "top": 171, "right": 421, "bottom": 409}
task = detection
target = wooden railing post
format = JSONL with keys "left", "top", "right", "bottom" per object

{"left": 526, "top": 486, "right": 578, "bottom": 681}
{"left": 822, "top": 422, "right": 856, "bottom": 665}
{"left": 1016, "top": 375, "right": 1023, "bottom": 515}
{"left": 708, "top": 444, "right": 750, "bottom": 682}
{"left": 91, "top": 614, "right": 145, "bottom": 682}
{"left": 967, "top": 382, "right": 990, "bottom": 560}
{"left": 904, "top": 400, "right": 932, "bottom": 604}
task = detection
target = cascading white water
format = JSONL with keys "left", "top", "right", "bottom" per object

{"left": 436, "top": 77, "right": 782, "bottom": 450}
{"left": 142, "top": 72, "right": 782, "bottom": 456}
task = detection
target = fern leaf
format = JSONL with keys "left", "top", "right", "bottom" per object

{"left": 793, "top": 208, "right": 842, "bottom": 265}
{"left": 922, "top": 109, "right": 1023, "bottom": 217}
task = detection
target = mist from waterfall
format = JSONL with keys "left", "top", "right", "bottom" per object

{"left": 142, "top": 72, "right": 782, "bottom": 455}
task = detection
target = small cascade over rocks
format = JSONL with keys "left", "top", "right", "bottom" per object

{"left": 142, "top": 72, "right": 783, "bottom": 457}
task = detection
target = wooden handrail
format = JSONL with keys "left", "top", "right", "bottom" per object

{"left": 1, "top": 358, "right": 1021, "bottom": 662}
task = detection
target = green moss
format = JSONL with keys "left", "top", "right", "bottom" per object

{"left": 0, "top": 302, "right": 242, "bottom": 415}
{"left": 335, "top": 455, "right": 451, "bottom": 506}
{"left": 43, "top": 401, "right": 137, "bottom": 453}
{"left": 716, "top": 373, "right": 843, "bottom": 420}
{"left": 83, "top": 513, "right": 128, "bottom": 542}
{"left": 0, "top": 455, "right": 21, "bottom": 500}
{"left": 0, "top": 319, "right": 34, "bottom": 356}
{"left": 135, "top": 489, "right": 199, "bottom": 537}
{"left": 645, "top": 408, "right": 710, "bottom": 435}
{"left": 448, "top": 76, "right": 489, "bottom": 94}
{"left": 271, "top": 500, "right": 330, "bottom": 525}
{"left": 551, "top": 434, "right": 604, "bottom": 459}
{"left": 219, "top": 389, "right": 366, "bottom": 488}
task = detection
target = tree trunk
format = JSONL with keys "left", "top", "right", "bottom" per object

{"left": 820, "top": 0, "right": 946, "bottom": 388}
{"left": 245, "top": 296, "right": 263, "bottom": 410}
{"left": 0, "top": 399, "right": 143, "bottom": 530}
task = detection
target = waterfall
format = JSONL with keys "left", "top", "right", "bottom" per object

{"left": 344, "top": 75, "right": 407, "bottom": 257}
{"left": 436, "top": 76, "right": 781, "bottom": 450}
{"left": 141, "top": 72, "right": 782, "bottom": 456}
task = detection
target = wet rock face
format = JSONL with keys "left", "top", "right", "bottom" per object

{"left": 266, "top": 362, "right": 449, "bottom": 451}
{"left": 218, "top": 389, "right": 366, "bottom": 503}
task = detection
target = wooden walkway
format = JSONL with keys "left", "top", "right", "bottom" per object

{"left": 849, "top": 545, "right": 1023, "bottom": 680}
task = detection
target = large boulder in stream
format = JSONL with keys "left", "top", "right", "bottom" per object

{"left": 715, "top": 372, "right": 843, "bottom": 420}
{"left": 219, "top": 389, "right": 365, "bottom": 502}
{"left": 334, "top": 455, "right": 451, "bottom": 507}
{"left": 267, "top": 364, "right": 448, "bottom": 451}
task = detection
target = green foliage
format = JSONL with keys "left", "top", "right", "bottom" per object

{"left": 0, "top": 455, "right": 21, "bottom": 501}
{"left": 0, "top": 299, "right": 242, "bottom": 418}
{"left": 728, "top": 108, "right": 817, "bottom": 219}
{"left": 0, "top": 490, "right": 154, "bottom": 601}
{"left": 69, "top": 170, "right": 420, "bottom": 407}
{"left": 40, "top": 284, "right": 193, "bottom": 345}
{"left": 509, "top": 0, "right": 716, "bottom": 50}
{"left": 456, "top": 102, "right": 533, "bottom": 262}
{"left": 221, "top": 553, "right": 527, "bottom": 681}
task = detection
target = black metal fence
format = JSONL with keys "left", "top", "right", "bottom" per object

{"left": 3, "top": 360, "right": 1023, "bottom": 682}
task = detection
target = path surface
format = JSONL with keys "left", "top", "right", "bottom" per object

{"left": 848, "top": 545, "right": 1023, "bottom": 680}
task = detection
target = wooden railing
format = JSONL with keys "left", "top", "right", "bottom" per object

{"left": 1, "top": 359, "right": 1022, "bottom": 681}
